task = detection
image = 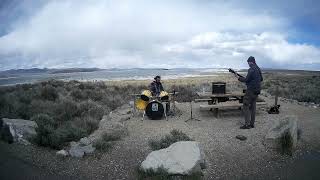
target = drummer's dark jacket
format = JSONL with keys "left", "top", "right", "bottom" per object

{"left": 238, "top": 64, "right": 263, "bottom": 94}
{"left": 149, "top": 81, "right": 164, "bottom": 96}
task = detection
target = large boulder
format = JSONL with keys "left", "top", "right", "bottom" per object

{"left": 1, "top": 118, "right": 37, "bottom": 145}
{"left": 264, "top": 116, "right": 298, "bottom": 153}
{"left": 141, "top": 141, "right": 206, "bottom": 175}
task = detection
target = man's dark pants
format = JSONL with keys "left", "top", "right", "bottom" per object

{"left": 243, "top": 90, "right": 258, "bottom": 126}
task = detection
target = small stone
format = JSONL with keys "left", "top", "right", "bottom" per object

{"left": 236, "top": 135, "right": 247, "bottom": 141}
{"left": 56, "top": 150, "right": 69, "bottom": 157}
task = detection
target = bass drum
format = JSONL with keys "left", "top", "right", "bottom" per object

{"left": 145, "top": 100, "right": 164, "bottom": 120}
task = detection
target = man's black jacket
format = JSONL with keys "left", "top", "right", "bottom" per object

{"left": 238, "top": 64, "right": 263, "bottom": 94}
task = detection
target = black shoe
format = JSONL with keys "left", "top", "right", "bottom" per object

{"left": 240, "top": 125, "right": 251, "bottom": 129}
{"left": 249, "top": 124, "right": 254, "bottom": 128}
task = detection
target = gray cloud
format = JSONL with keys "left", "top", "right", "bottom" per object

{"left": 0, "top": 0, "right": 319, "bottom": 70}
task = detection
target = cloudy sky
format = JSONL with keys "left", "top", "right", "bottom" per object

{"left": 0, "top": 0, "right": 319, "bottom": 70}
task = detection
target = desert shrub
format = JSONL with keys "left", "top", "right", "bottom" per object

{"left": 93, "top": 132, "right": 122, "bottom": 151}
{"left": 149, "top": 129, "right": 192, "bottom": 151}
{"left": 71, "top": 89, "right": 87, "bottom": 100}
{"left": 74, "top": 116, "right": 100, "bottom": 134}
{"left": 281, "top": 130, "right": 293, "bottom": 156}
{"left": 32, "top": 114, "right": 57, "bottom": 147}
{"left": 0, "top": 93, "right": 31, "bottom": 119}
{"left": 47, "top": 79, "right": 65, "bottom": 87}
{"left": 49, "top": 122, "right": 87, "bottom": 149}
{"left": 101, "top": 93, "right": 125, "bottom": 110}
{"left": 78, "top": 82, "right": 95, "bottom": 90}
{"left": 168, "top": 85, "right": 199, "bottom": 102}
{"left": 29, "top": 100, "right": 57, "bottom": 118}
{"left": 136, "top": 167, "right": 202, "bottom": 180}
{"left": 263, "top": 75, "right": 320, "bottom": 104}
{"left": 0, "top": 94, "right": 12, "bottom": 118}
{"left": 54, "top": 99, "right": 79, "bottom": 122}
{"left": 40, "top": 84, "right": 58, "bottom": 101}
{"left": 32, "top": 113, "right": 87, "bottom": 149}
{"left": 88, "top": 89, "right": 105, "bottom": 101}
{"left": 78, "top": 100, "right": 105, "bottom": 120}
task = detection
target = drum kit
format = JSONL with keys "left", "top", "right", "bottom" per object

{"left": 135, "top": 90, "right": 170, "bottom": 120}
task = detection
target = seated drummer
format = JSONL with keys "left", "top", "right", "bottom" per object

{"left": 149, "top": 75, "right": 171, "bottom": 113}
{"left": 149, "top": 75, "right": 164, "bottom": 97}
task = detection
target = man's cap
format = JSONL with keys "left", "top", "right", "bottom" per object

{"left": 247, "top": 56, "right": 255, "bottom": 63}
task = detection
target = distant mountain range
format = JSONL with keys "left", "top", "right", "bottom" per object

{"left": 0, "top": 68, "right": 104, "bottom": 75}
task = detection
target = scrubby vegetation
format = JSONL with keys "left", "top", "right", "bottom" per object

{"left": 262, "top": 72, "right": 320, "bottom": 104}
{"left": 0, "top": 79, "right": 145, "bottom": 149}
{"left": 280, "top": 130, "right": 294, "bottom": 156}
{"left": 149, "top": 129, "right": 192, "bottom": 151}
{"left": 137, "top": 166, "right": 202, "bottom": 180}
{"left": 93, "top": 132, "right": 122, "bottom": 152}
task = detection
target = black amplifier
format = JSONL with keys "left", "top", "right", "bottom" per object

{"left": 212, "top": 82, "right": 226, "bottom": 94}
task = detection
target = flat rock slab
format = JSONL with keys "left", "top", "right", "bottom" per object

{"left": 141, "top": 141, "right": 205, "bottom": 175}
{"left": 236, "top": 135, "right": 247, "bottom": 141}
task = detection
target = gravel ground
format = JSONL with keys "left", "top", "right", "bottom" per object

{"left": 1, "top": 96, "right": 320, "bottom": 180}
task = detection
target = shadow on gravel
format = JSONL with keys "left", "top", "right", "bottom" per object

{"left": 0, "top": 143, "right": 80, "bottom": 180}
{"left": 239, "top": 150, "right": 320, "bottom": 180}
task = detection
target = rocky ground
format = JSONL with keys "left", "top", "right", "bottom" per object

{"left": 1, "top": 94, "right": 320, "bottom": 180}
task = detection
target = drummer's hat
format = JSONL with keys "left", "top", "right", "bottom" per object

{"left": 154, "top": 75, "right": 161, "bottom": 80}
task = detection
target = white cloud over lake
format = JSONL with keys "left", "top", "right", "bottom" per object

{"left": 0, "top": 0, "right": 319, "bottom": 70}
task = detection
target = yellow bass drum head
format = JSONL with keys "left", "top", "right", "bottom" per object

{"left": 136, "top": 98, "right": 148, "bottom": 110}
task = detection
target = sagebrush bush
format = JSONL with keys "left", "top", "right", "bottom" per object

{"left": 32, "top": 113, "right": 87, "bottom": 149}
{"left": 262, "top": 74, "right": 320, "bottom": 104}
{"left": 32, "top": 114, "right": 57, "bottom": 147}
{"left": 148, "top": 129, "right": 192, "bottom": 151}
{"left": 136, "top": 166, "right": 203, "bottom": 180}
{"left": 54, "top": 98, "right": 79, "bottom": 122}
{"left": 93, "top": 132, "right": 122, "bottom": 151}
{"left": 40, "top": 84, "right": 59, "bottom": 101}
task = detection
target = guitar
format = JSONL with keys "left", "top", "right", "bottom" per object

{"left": 228, "top": 68, "right": 244, "bottom": 78}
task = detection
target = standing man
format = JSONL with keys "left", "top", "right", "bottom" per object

{"left": 149, "top": 75, "right": 164, "bottom": 96}
{"left": 235, "top": 56, "right": 263, "bottom": 129}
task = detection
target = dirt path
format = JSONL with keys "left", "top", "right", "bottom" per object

{"left": 1, "top": 97, "right": 320, "bottom": 179}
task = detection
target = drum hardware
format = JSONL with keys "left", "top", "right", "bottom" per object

{"left": 185, "top": 101, "right": 201, "bottom": 122}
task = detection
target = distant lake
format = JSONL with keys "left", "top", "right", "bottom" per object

{"left": 0, "top": 68, "right": 229, "bottom": 86}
